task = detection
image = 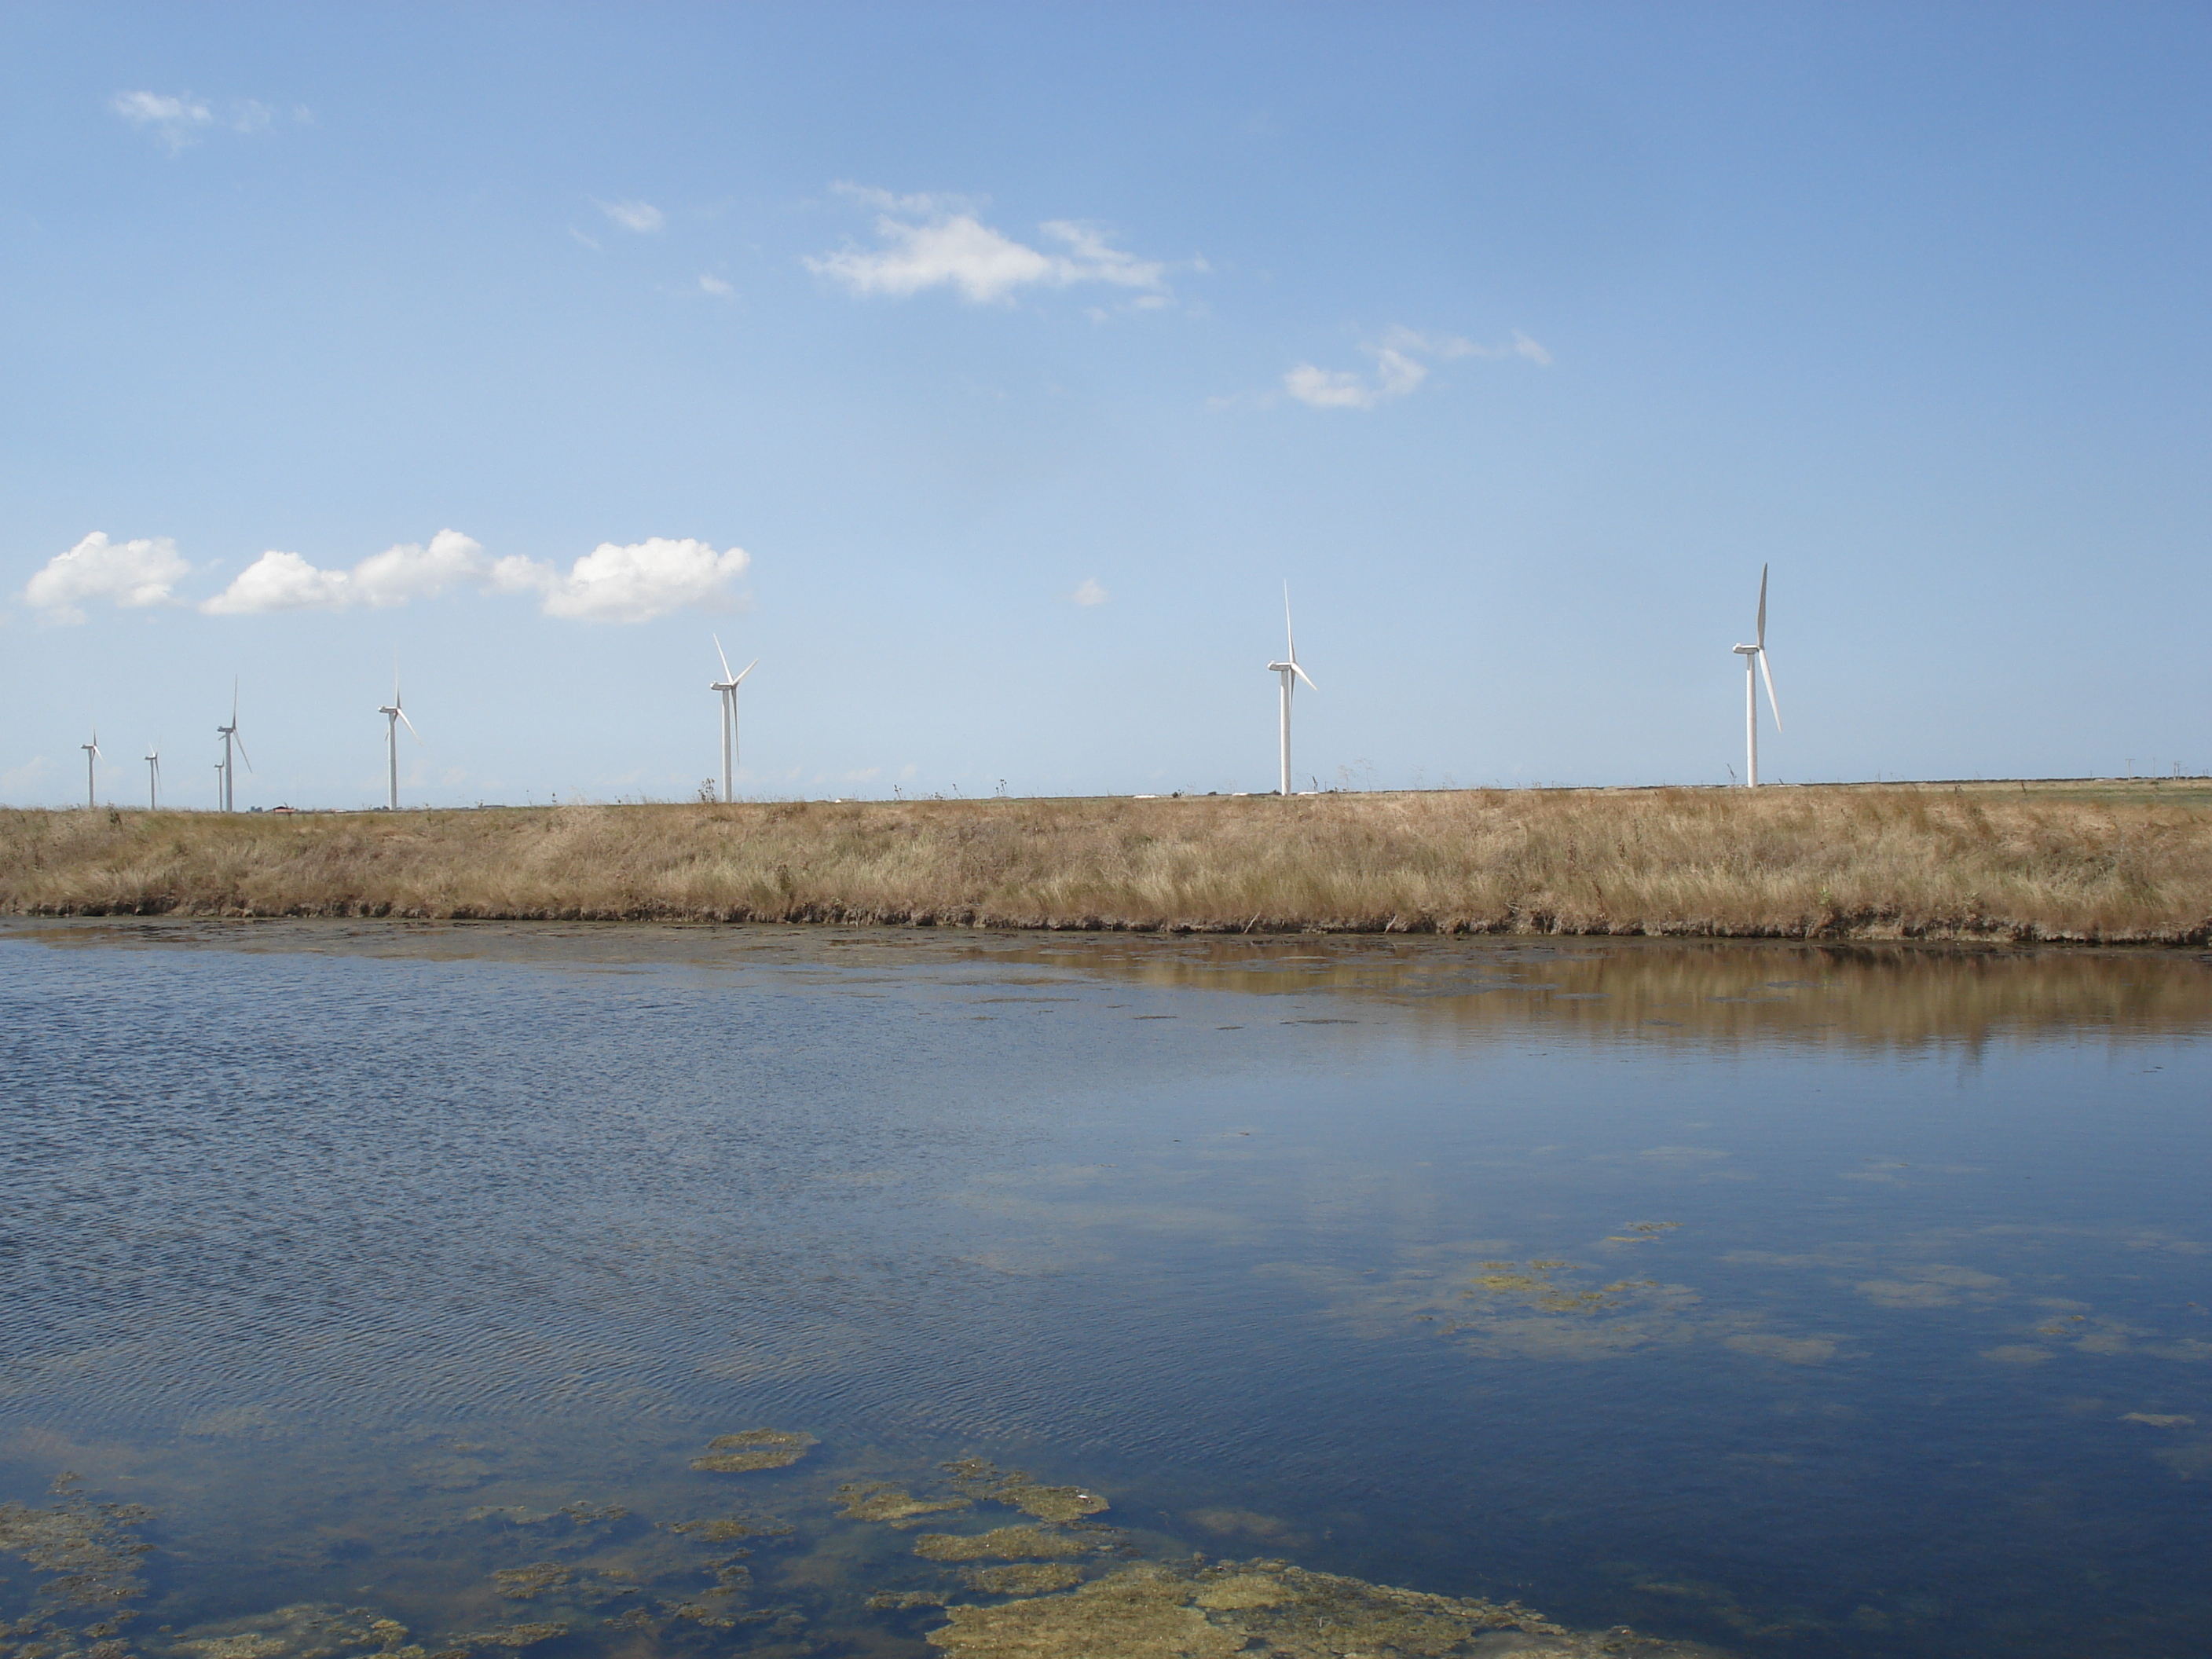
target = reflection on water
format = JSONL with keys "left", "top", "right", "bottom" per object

{"left": 2, "top": 920, "right": 2209, "bottom": 1658}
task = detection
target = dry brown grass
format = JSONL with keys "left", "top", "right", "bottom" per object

{"left": 5, "top": 783, "right": 2211, "bottom": 943}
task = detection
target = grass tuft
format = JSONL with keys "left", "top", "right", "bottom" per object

{"left": 5, "top": 782, "right": 2211, "bottom": 943}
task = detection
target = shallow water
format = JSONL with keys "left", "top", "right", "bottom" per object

{"left": 2, "top": 921, "right": 2209, "bottom": 1657}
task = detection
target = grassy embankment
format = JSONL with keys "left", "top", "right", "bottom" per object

{"left": 5, "top": 781, "right": 2210, "bottom": 943}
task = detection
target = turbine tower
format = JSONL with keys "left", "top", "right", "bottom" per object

{"left": 709, "top": 636, "right": 757, "bottom": 804}
{"left": 378, "top": 668, "right": 420, "bottom": 811}
{"left": 1730, "top": 564, "right": 1783, "bottom": 787}
{"left": 145, "top": 747, "right": 160, "bottom": 811}
{"left": 1265, "top": 584, "right": 1317, "bottom": 797}
{"left": 216, "top": 682, "right": 251, "bottom": 812}
{"left": 80, "top": 731, "right": 101, "bottom": 810}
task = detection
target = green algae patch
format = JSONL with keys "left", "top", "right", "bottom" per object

{"left": 690, "top": 1429, "right": 818, "bottom": 1472}
{"left": 940, "top": 1461, "right": 1108, "bottom": 1524}
{"left": 925, "top": 1558, "right": 1724, "bottom": 1658}
{"left": 926, "top": 1562, "right": 1242, "bottom": 1658}
{"left": 959, "top": 1564, "right": 1085, "bottom": 1598}
{"left": 1192, "top": 1573, "right": 1284, "bottom": 1610}
{"left": 165, "top": 1604, "right": 412, "bottom": 1659}
{"left": 0, "top": 1471, "right": 153, "bottom": 1659}
{"left": 867, "top": 1590, "right": 952, "bottom": 1611}
{"left": 1466, "top": 1262, "right": 1654, "bottom": 1312}
{"left": 914, "top": 1528, "right": 1092, "bottom": 1562}
{"left": 449, "top": 1624, "right": 567, "bottom": 1650}
{"left": 663, "top": 1513, "right": 792, "bottom": 1541}
{"left": 489, "top": 1564, "right": 571, "bottom": 1600}
{"left": 990, "top": 1479, "right": 1108, "bottom": 1524}
{"left": 834, "top": 1482, "right": 973, "bottom": 1525}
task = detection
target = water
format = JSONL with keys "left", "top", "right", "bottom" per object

{"left": 2, "top": 920, "right": 2208, "bottom": 1657}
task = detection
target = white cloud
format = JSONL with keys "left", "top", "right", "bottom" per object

{"left": 1284, "top": 326, "right": 1551, "bottom": 410}
{"left": 1384, "top": 325, "right": 1554, "bottom": 368}
{"left": 90, "top": 528, "right": 749, "bottom": 625}
{"left": 499, "top": 537, "right": 751, "bottom": 623}
{"left": 1073, "top": 577, "right": 1109, "bottom": 606}
{"left": 25, "top": 532, "right": 191, "bottom": 622}
{"left": 201, "top": 550, "right": 350, "bottom": 613}
{"left": 832, "top": 183, "right": 976, "bottom": 216}
{"left": 110, "top": 90, "right": 289, "bottom": 152}
{"left": 111, "top": 91, "right": 214, "bottom": 150}
{"left": 698, "top": 274, "right": 734, "bottom": 298}
{"left": 806, "top": 184, "right": 1166, "bottom": 304}
{"left": 201, "top": 529, "right": 489, "bottom": 614}
{"left": 597, "top": 199, "right": 665, "bottom": 233}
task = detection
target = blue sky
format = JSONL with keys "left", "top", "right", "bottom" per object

{"left": 4, "top": 2, "right": 2207, "bottom": 808}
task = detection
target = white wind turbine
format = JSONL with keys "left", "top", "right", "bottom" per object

{"left": 80, "top": 731, "right": 101, "bottom": 810}
{"left": 709, "top": 636, "right": 757, "bottom": 804}
{"left": 1265, "top": 584, "right": 1317, "bottom": 797}
{"left": 216, "top": 681, "right": 251, "bottom": 812}
{"left": 378, "top": 668, "right": 420, "bottom": 811}
{"left": 145, "top": 747, "right": 160, "bottom": 811}
{"left": 1731, "top": 564, "right": 1783, "bottom": 787}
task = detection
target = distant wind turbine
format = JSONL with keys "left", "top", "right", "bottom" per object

{"left": 1265, "top": 584, "right": 1317, "bottom": 797}
{"left": 378, "top": 668, "right": 420, "bottom": 811}
{"left": 709, "top": 636, "right": 758, "bottom": 804}
{"left": 80, "top": 731, "right": 101, "bottom": 810}
{"left": 1731, "top": 564, "right": 1782, "bottom": 787}
{"left": 217, "top": 681, "right": 251, "bottom": 812}
{"left": 145, "top": 747, "right": 160, "bottom": 811}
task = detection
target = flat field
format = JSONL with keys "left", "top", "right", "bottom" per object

{"left": 4, "top": 780, "right": 2210, "bottom": 943}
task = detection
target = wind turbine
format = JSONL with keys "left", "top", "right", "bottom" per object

{"left": 709, "top": 636, "right": 757, "bottom": 804}
{"left": 145, "top": 747, "right": 160, "bottom": 811}
{"left": 80, "top": 731, "right": 101, "bottom": 810}
{"left": 378, "top": 668, "right": 420, "bottom": 811}
{"left": 1730, "top": 564, "right": 1783, "bottom": 787}
{"left": 1265, "top": 584, "right": 1317, "bottom": 797}
{"left": 216, "top": 681, "right": 251, "bottom": 812}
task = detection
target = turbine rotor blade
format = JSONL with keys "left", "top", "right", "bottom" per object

{"left": 713, "top": 634, "right": 734, "bottom": 682}
{"left": 398, "top": 709, "right": 421, "bottom": 742}
{"left": 1759, "top": 649, "right": 1782, "bottom": 731}
{"left": 734, "top": 658, "right": 758, "bottom": 684}
{"left": 234, "top": 733, "right": 254, "bottom": 772}
{"left": 1756, "top": 563, "right": 1769, "bottom": 650}
{"left": 1293, "top": 664, "right": 1318, "bottom": 692}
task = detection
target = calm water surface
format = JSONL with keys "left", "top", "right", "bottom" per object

{"left": 2, "top": 921, "right": 2209, "bottom": 1657}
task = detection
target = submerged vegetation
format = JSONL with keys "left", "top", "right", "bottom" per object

{"left": 0, "top": 1444, "right": 1727, "bottom": 1659}
{"left": 5, "top": 780, "right": 2211, "bottom": 943}
{"left": 687, "top": 1430, "right": 815, "bottom": 1473}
